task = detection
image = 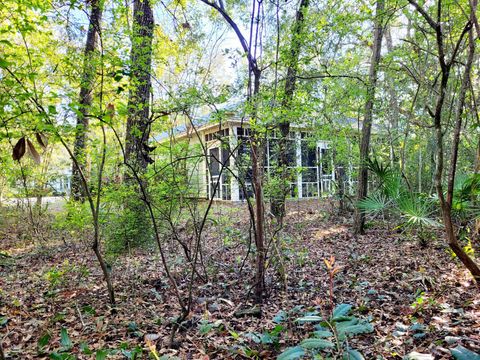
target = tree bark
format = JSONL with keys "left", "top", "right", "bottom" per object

{"left": 272, "top": 0, "right": 310, "bottom": 220}
{"left": 122, "top": 0, "right": 155, "bottom": 247}
{"left": 442, "top": 27, "right": 480, "bottom": 282}
{"left": 71, "top": 0, "right": 103, "bottom": 201}
{"left": 353, "top": 0, "right": 385, "bottom": 234}
{"left": 125, "top": 0, "right": 154, "bottom": 175}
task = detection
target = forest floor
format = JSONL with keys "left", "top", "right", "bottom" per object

{"left": 0, "top": 200, "right": 479, "bottom": 359}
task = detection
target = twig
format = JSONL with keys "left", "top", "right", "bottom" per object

{"left": 75, "top": 302, "right": 86, "bottom": 328}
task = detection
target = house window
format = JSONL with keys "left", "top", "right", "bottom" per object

{"left": 299, "top": 137, "right": 319, "bottom": 198}
{"left": 206, "top": 146, "right": 231, "bottom": 200}
{"left": 320, "top": 148, "right": 331, "bottom": 175}
{"left": 301, "top": 141, "right": 317, "bottom": 167}
{"left": 268, "top": 138, "right": 296, "bottom": 167}
{"left": 209, "top": 148, "right": 220, "bottom": 176}
{"left": 205, "top": 128, "right": 230, "bottom": 143}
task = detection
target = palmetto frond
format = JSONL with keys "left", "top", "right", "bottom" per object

{"left": 397, "top": 195, "right": 440, "bottom": 228}
{"left": 357, "top": 192, "right": 390, "bottom": 214}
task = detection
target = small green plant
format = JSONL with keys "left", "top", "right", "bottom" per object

{"left": 278, "top": 304, "right": 374, "bottom": 359}
{"left": 198, "top": 319, "right": 223, "bottom": 335}
{"left": 243, "top": 325, "right": 285, "bottom": 349}
{"left": 410, "top": 291, "right": 437, "bottom": 315}
{"left": 227, "top": 313, "right": 287, "bottom": 358}
{"left": 43, "top": 260, "right": 89, "bottom": 290}
{"left": 278, "top": 256, "right": 372, "bottom": 359}
{"left": 222, "top": 226, "right": 242, "bottom": 247}
{"left": 46, "top": 328, "right": 143, "bottom": 359}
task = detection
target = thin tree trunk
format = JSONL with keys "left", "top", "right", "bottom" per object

{"left": 353, "top": 0, "right": 385, "bottom": 234}
{"left": 125, "top": 0, "right": 154, "bottom": 175}
{"left": 418, "top": 150, "right": 422, "bottom": 193}
{"left": 71, "top": 0, "right": 102, "bottom": 201}
{"left": 442, "top": 26, "right": 480, "bottom": 282}
{"left": 272, "top": 0, "right": 310, "bottom": 220}
{"left": 384, "top": 27, "right": 399, "bottom": 169}
{"left": 475, "top": 138, "right": 480, "bottom": 237}
{"left": 250, "top": 70, "right": 266, "bottom": 304}
{"left": 475, "top": 131, "right": 480, "bottom": 173}
{"left": 198, "top": 0, "right": 267, "bottom": 304}
{"left": 93, "top": 126, "right": 116, "bottom": 307}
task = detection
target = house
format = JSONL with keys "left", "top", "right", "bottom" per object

{"left": 162, "top": 117, "right": 341, "bottom": 202}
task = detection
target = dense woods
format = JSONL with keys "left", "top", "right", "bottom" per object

{"left": 1, "top": 0, "right": 480, "bottom": 358}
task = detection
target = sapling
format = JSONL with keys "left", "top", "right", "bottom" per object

{"left": 324, "top": 255, "right": 342, "bottom": 318}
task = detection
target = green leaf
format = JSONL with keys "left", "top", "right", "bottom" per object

{"left": 80, "top": 342, "right": 93, "bottom": 355}
{"left": 0, "top": 39, "right": 13, "bottom": 47}
{"left": 60, "top": 327, "right": 73, "bottom": 350}
{"left": 343, "top": 349, "right": 365, "bottom": 360}
{"left": 295, "top": 315, "right": 323, "bottom": 323}
{"left": 450, "top": 345, "right": 480, "bottom": 360}
{"left": 96, "top": 349, "right": 109, "bottom": 360}
{"left": 300, "top": 338, "right": 335, "bottom": 349}
{"left": 357, "top": 193, "right": 389, "bottom": 213}
{"left": 273, "top": 310, "right": 287, "bottom": 324}
{"left": 332, "top": 304, "right": 353, "bottom": 320}
{"left": 38, "top": 332, "right": 51, "bottom": 351}
{"left": 277, "top": 346, "right": 305, "bottom": 360}
{"left": 121, "top": 346, "right": 143, "bottom": 359}
{"left": 48, "top": 105, "right": 57, "bottom": 115}
{"left": 244, "top": 332, "right": 262, "bottom": 343}
{"left": 0, "top": 57, "right": 11, "bottom": 69}
{"left": 198, "top": 321, "right": 214, "bottom": 335}
{"left": 336, "top": 318, "right": 373, "bottom": 340}
{"left": 313, "top": 330, "right": 333, "bottom": 338}
{"left": 127, "top": 321, "right": 138, "bottom": 331}
{"left": 49, "top": 353, "right": 75, "bottom": 360}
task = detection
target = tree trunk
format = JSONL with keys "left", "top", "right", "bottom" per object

{"left": 272, "top": 0, "right": 310, "bottom": 220}
{"left": 353, "top": 0, "right": 385, "bottom": 234}
{"left": 198, "top": 0, "right": 267, "bottom": 304}
{"left": 475, "top": 133, "right": 480, "bottom": 173}
{"left": 384, "top": 27, "right": 399, "bottom": 169}
{"left": 123, "top": 0, "right": 154, "bottom": 247}
{"left": 250, "top": 70, "right": 266, "bottom": 304}
{"left": 125, "top": 0, "right": 154, "bottom": 175}
{"left": 441, "top": 27, "right": 480, "bottom": 282}
{"left": 71, "top": 0, "right": 103, "bottom": 201}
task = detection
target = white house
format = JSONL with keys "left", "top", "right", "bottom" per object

{"left": 165, "top": 117, "right": 337, "bottom": 202}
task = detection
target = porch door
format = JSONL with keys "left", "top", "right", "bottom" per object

{"left": 208, "top": 147, "right": 221, "bottom": 199}
{"left": 317, "top": 144, "right": 333, "bottom": 195}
